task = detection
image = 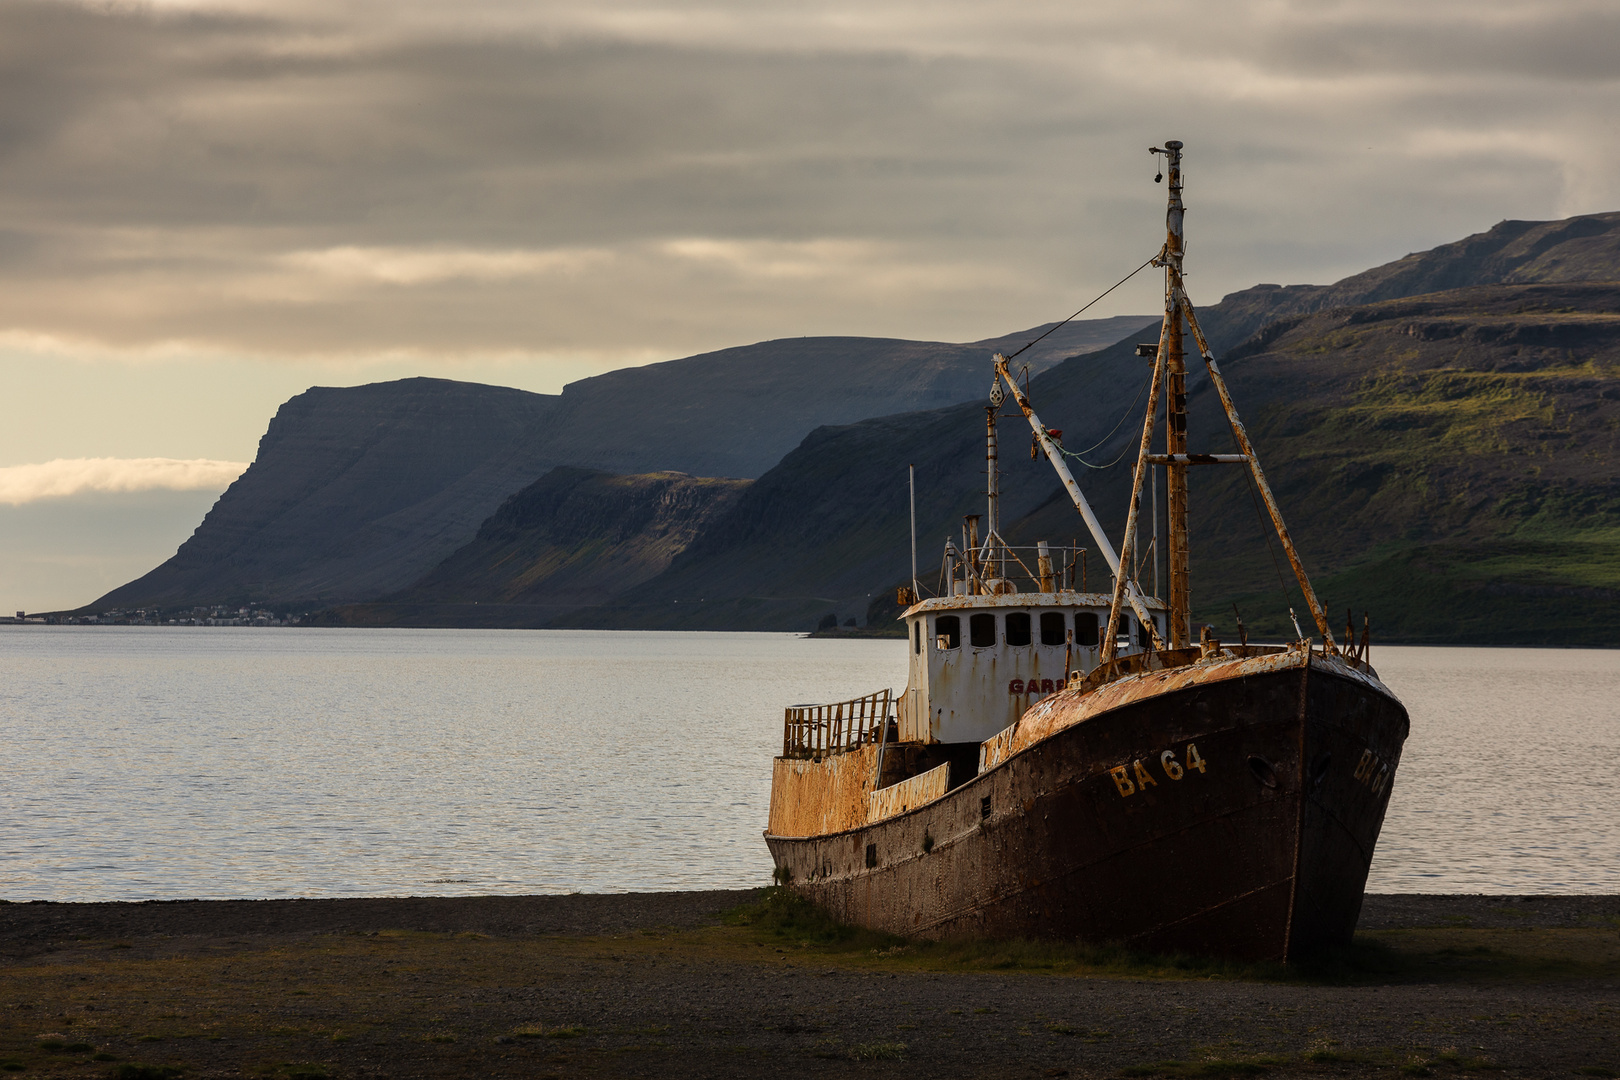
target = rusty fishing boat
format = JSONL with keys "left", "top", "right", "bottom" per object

{"left": 764, "top": 141, "right": 1410, "bottom": 961}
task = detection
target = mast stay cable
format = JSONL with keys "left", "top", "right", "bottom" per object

{"left": 1004, "top": 253, "right": 1161, "bottom": 362}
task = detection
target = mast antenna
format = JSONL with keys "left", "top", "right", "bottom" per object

{"left": 909, "top": 463, "right": 918, "bottom": 599}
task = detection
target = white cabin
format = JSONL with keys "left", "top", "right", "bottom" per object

{"left": 897, "top": 589, "right": 1166, "bottom": 745}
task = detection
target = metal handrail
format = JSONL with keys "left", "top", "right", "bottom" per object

{"left": 936, "top": 542, "right": 1097, "bottom": 599}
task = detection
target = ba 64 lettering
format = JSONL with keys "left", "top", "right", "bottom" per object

{"left": 1110, "top": 742, "right": 1207, "bottom": 797}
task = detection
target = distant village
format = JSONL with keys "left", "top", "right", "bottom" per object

{"left": 2, "top": 606, "right": 306, "bottom": 627}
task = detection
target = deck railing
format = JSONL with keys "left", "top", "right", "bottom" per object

{"left": 928, "top": 542, "right": 1103, "bottom": 600}
{"left": 782, "top": 689, "right": 893, "bottom": 760}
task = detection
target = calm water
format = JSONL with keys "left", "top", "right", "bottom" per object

{"left": 0, "top": 628, "right": 1615, "bottom": 901}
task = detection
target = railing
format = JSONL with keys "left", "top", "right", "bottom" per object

{"left": 927, "top": 541, "right": 1110, "bottom": 600}
{"left": 782, "top": 689, "right": 893, "bottom": 760}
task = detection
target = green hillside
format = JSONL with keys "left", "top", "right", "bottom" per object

{"left": 555, "top": 215, "right": 1620, "bottom": 644}
{"left": 1184, "top": 282, "right": 1620, "bottom": 643}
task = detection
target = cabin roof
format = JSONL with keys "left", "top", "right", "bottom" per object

{"left": 901, "top": 591, "right": 1168, "bottom": 619}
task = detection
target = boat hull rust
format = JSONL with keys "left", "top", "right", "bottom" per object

{"left": 765, "top": 649, "right": 1409, "bottom": 961}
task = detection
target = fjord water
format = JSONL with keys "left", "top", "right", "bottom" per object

{"left": 0, "top": 628, "right": 1615, "bottom": 902}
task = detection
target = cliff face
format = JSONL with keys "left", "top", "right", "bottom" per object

{"left": 314, "top": 468, "right": 749, "bottom": 627}
{"left": 95, "top": 378, "right": 564, "bottom": 609}
{"left": 88, "top": 318, "right": 1142, "bottom": 612}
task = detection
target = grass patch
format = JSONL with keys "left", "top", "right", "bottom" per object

{"left": 1297, "top": 929, "right": 1620, "bottom": 984}
{"left": 849, "top": 1041, "right": 907, "bottom": 1060}
{"left": 724, "top": 888, "right": 1285, "bottom": 980}
{"left": 514, "top": 1025, "right": 586, "bottom": 1040}
{"left": 1306, "top": 1049, "right": 1365, "bottom": 1064}
{"left": 1120, "top": 1060, "right": 1281, "bottom": 1077}
{"left": 113, "top": 1066, "right": 184, "bottom": 1080}
{"left": 724, "top": 886, "right": 905, "bottom": 952}
{"left": 726, "top": 888, "right": 1620, "bottom": 985}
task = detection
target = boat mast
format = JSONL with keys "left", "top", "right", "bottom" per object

{"left": 1158, "top": 140, "right": 1192, "bottom": 649}
{"left": 1151, "top": 141, "right": 1341, "bottom": 654}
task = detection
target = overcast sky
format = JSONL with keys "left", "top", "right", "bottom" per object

{"left": 3, "top": 0, "right": 1617, "bottom": 610}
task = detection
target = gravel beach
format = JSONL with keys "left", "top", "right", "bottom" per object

{"left": 2, "top": 892, "right": 1616, "bottom": 1079}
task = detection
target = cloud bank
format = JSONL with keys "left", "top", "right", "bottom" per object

{"left": 0, "top": 0, "right": 1615, "bottom": 361}
{"left": 0, "top": 458, "right": 248, "bottom": 505}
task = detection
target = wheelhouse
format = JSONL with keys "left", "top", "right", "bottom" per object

{"left": 899, "top": 586, "right": 1165, "bottom": 746}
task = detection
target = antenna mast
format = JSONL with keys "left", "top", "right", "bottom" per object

{"left": 909, "top": 463, "right": 918, "bottom": 598}
{"left": 1157, "top": 139, "right": 1192, "bottom": 649}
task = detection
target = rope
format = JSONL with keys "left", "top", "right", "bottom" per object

{"left": 1005, "top": 253, "right": 1160, "bottom": 362}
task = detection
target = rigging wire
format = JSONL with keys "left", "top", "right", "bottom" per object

{"left": 1058, "top": 437, "right": 1139, "bottom": 471}
{"left": 1004, "top": 252, "right": 1161, "bottom": 362}
{"left": 1049, "top": 367, "right": 1154, "bottom": 462}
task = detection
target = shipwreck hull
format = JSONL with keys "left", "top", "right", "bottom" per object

{"left": 765, "top": 650, "right": 1408, "bottom": 961}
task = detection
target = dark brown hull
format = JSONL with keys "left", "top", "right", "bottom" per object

{"left": 765, "top": 651, "right": 1408, "bottom": 961}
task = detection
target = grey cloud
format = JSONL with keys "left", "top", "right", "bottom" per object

{"left": 1, "top": 4, "right": 1033, "bottom": 239}
{"left": 1243, "top": 8, "right": 1620, "bottom": 81}
{"left": 0, "top": 0, "right": 1612, "bottom": 358}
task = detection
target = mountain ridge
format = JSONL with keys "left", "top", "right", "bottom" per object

{"left": 86, "top": 317, "right": 1146, "bottom": 611}
{"left": 90, "top": 210, "right": 1620, "bottom": 643}
{"left": 535, "top": 215, "right": 1620, "bottom": 643}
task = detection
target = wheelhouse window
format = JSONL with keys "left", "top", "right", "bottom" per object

{"left": 1137, "top": 618, "right": 1152, "bottom": 648}
{"left": 969, "top": 613, "right": 996, "bottom": 648}
{"left": 934, "top": 615, "right": 960, "bottom": 650}
{"left": 913, "top": 620, "right": 921, "bottom": 654}
{"left": 1039, "top": 612, "right": 1067, "bottom": 646}
{"left": 1005, "top": 612, "right": 1031, "bottom": 647}
{"left": 1075, "top": 612, "right": 1100, "bottom": 647}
